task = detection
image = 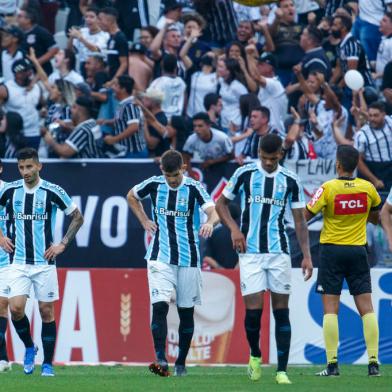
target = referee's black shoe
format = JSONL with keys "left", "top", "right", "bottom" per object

{"left": 368, "top": 361, "right": 380, "bottom": 377}
{"left": 316, "top": 362, "right": 340, "bottom": 376}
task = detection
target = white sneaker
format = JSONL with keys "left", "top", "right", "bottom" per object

{"left": 0, "top": 360, "right": 11, "bottom": 372}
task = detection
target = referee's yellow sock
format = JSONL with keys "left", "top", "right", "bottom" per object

{"left": 362, "top": 312, "right": 379, "bottom": 363}
{"left": 323, "top": 314, "right": 338, "bottom": 364}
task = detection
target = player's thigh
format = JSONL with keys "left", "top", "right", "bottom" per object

{"left": 271, "top": 292, "right": 289, "bottom": 310}
{"left": 147, "top": 260, "right": 176, "bottom": 304}
{"left": 239, "top": 253, "right": 267, "bottom": 297}
{"left": 30, "top": 265, "right": 59, "bottom": 303}
{"left": 345, "top": 246, "right": 372, "bottom": 297}
{"left": 316, "top": 244, "right": 345, "bottom": 296}
{"left": 0, "top": 266, "right": 10, "bottom": 307}
{"left": 177, "top": 266, "right": 202, "bottom": 308}
{"left": 266, "top": 253, "right": 292, "bottom": 295}
{"left": 7, "top": 264, "right": 32, "bottom": 300}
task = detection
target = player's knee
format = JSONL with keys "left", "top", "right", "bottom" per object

{"left": 10, "top": 305, "right": 25, "bottom": 320}
{"left": 152, "top": 302, "right": 169, "bottom": 318}
{"left": 39, "top": 304, "right": 55, "bottom": 322}
{"left": 0, "top": 298, "right": 8, "bottom": 317}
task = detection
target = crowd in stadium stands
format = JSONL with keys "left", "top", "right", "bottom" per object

{"left": 0, "top": 1, "right": 391, "bottom": 186}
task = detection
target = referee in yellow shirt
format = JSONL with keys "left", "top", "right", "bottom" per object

{"left": 305, "top": 145, "right": 381, "bottom": 377}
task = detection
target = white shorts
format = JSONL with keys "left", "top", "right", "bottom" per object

{"left": 239, "top": 253, "right": 292, "bottom": 296}
{"left": 147, "top": 260, "right": 202, "bottom": 308}
{"left": 0, "top": 266, "right": 10, "bottom": 298}
{"left": 7, "top": 264, "right": 59, "bottom": 302}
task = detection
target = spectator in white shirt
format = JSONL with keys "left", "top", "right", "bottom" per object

{"left": 375, "top": 12, "right": 392, "bottom": 82}
{"left": 183, "top": 112, "right": 234, "bottom": 179}
{"left": 246, "top": 48, "right": 288, "bottom": 133}
{"left": 0, "top": 25, "right": 24, "bottom": 82}
{"left": 217, "top": 57, "right": 248, "bottom": 132}
{"left": 186, "top": 54, "right": 218, "bottom": 118}
{"left": 48, "top": 49, "right": 84, "bottom": 86}
{"left": 149, "top": 54, "right": 186, "bottom": 119}
{"left": 68, "top": 6, "right": 109, "bottom": 76}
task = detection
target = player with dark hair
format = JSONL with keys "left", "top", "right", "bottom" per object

{"left": 216, "top": 133, "right": 313, "bottom": 384}
{"left": 305, "top": 145, "right": 382, "bottom": 377}
{"left": 0, "top": 148, "right": 84, "bottom": 377}
{"left": 127, "top": 149, "right": 218, "bottom": 377}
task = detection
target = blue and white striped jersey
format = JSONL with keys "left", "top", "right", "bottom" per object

{"left": 133, "top": 175, "right": 214, "bottom": 267}
{"left": 0, "top": 179, "right": 77, "bottom": 265}
{"left": 0, "top": 181, "right": 11, "bottom": 268}
{"left": 223, "top": 162, "right": 305, "bottom": 254}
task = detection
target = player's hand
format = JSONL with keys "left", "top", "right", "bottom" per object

{"left": 231, "top": 228, "right": 246, "bottom": 253}
{"left": 44, "top": 243, "right": 66, "bottom": 261}
{"left": 104, "top": 135, "right": 116, "bottom": 145}
{"left": 199, "top": 223, "right": 214, "bottom": 238}
{"left": 373, "top": 179, "right": 385, "bottom": 190}
{"left": 275, "top": 8, "right": 284, "bottom": 20}
{"left": 301, "top": 257, "right": 313, "bottom": 281}
{"left": 0, "top": 236, "right": 14, "bottom": 253}
{"left": 142, "top": 220, "right": 157, "bottom": 235}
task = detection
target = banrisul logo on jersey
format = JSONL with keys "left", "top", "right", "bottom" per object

{"left": 14, "top": 212, "right": 48, "bottom": 220}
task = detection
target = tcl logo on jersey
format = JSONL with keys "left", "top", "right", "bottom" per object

{"left": 334, "top": 193, "right": 368, "bottom": 215}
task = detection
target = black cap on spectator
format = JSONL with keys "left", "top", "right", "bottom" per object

{"left": 12, "top": 58, "right": 33, "bottom": 74}
{"left": 129, "top": 42, "right": 147, "bottom": 55}
{"left": 257, "top": 52, "right": 277, "bottom": 68}
{"left": 1, "top": 25, "right": 24, "bottom": 42}
{"left": 164, "top": 0, "right": 185, "bottom": 14}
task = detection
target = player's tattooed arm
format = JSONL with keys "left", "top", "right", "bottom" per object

{"left": 292, "top": 208, "right": 313, "bottom": 281}
{"left": 61, "top": 208, "right": 84, "bottom": 247}
{"left": 45, "top": 208, "right": 84, "bottom": 261}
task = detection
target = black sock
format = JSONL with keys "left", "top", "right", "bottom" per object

{"left": 42, "top": 321, "right": 56, "bottom": 365}
{"left": 0, "top": 317, "right": 8, "bottom": 361}
{"left": 244, "top": 309, "right": 262, "bottom": 358}
{"left": 273, "top": 308, "right": 291, "bottom": 372}
{"left": 12, "top": 315, "right": 33, "bottom": 348}
{"left": 151, "top": 302, "right": 169, "bottom": 362}
{"left": 175, "top": 307, "right": 194, "bottom": 366}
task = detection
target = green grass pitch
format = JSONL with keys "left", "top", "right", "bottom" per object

{"left": 1, "top": 365, "right": 391, "bottom": 392}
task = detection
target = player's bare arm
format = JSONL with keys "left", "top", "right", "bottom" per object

{"left": 381, "top": 202, "right": 392, "bottom": 252}
{"left": 44, "top": 208, "right": 84, "bottom": 261}
{"left": 199, "top": 206, "right": 219, "bottom": 239}
{"left": 292, "top": 208, "right": 313, "bottom": 281}
{"left": 216, "top": 194, "right": 246, "bottom": 253}
{"left": 0, "top": 228, "right": 14, "bottom": 253}
{"left": 127, "top": 189, "right": 157, "bottom": 234}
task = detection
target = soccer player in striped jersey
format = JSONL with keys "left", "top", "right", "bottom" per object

{"left": 0, "top": 160, "right": 11, "bottom": 372}
{"left": 127, "top": 150, "right": 219, "bottom": 377}
{"left": 216, "top": 134, "right": 313, "bottom": 384}
{"left": 0, "top": 148, "right": 84, "bottom": 376}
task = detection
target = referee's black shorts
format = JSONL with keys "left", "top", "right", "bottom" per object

{"left": 316, "top": 244, "right": 371, "bottom": 296}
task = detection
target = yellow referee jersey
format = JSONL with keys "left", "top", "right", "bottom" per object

{"left": 306, "top": 177, "right": 381, "bottom": 245}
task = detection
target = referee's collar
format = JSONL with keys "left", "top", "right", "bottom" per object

{"left": 256, "top": 161, "right": 281, "bottom": 177}
{"left": 337, "top": 176, "right": 356, "bottom": 181}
